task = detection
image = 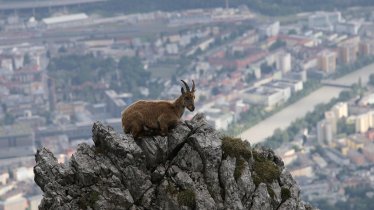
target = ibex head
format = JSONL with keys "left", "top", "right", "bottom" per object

{"left": 180, "top": 80, "right": 196, "bottom": 112}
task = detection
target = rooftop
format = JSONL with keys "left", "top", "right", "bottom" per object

{"left": 42, "top": 13, "right": 88, "bottom": 25}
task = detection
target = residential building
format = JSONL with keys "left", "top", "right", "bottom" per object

{"left": 290, "top": 166, "right": 314, "bottom": 178}
{"left": 317, "top": 120, "right": 334, "bottom": 145}
{"left": 318, "top": 50, "right": 337, "bottom": 73}
{"left": 325, "top": 111, "right": 337, "bottom": 135}
{"left": 338, "top": 43, "right": 358, "bottom": 64}
{"left": 243, "top": 86, "right": 287, "bottom": 109}
{"left": 359, "top": 40, "right": 374, "bottom": 56}
{"left": 335, "top": 22, "right": 361, "bottom": 35}
{"left": 206, "top": 109, "right": 234, "bottom": 130}
{"left": 276, "top": 52, "right": 292, "bottom": 73}
{"left": 0, "top": 172, "right": 9, "bottom": 185}
{"left": 258, "top": 21, "right": 280, "bottom": 37}
{"left": 332, "top": 102, "right": 348, "bottom": 119}
{"left": 308, "top": 11, "right": 342, "bottom": 31}
{"left": 0, "top": 124, "right": 36, "bottom": 159}
{"left": 355, "top": 112, "right": 374, "bottom": 133}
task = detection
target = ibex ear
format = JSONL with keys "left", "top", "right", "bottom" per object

{"left": 181, "top": 87, "right": 185, "bottom": 94}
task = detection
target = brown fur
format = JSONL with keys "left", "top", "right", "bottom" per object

{"left": 121, "top": 81, "right": 196, "bottom": 139}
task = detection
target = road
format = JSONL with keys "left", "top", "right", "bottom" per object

{"left": 238, "top": 63, "right": 374, "bottom": 144}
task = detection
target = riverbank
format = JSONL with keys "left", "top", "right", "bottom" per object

{"left": 238, "top": 62, "right": 374, "bottom": 144}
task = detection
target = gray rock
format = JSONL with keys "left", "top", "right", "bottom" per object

{"left": 220, "top": 157, "right": 244, "bottom": 210}
{"left": 34, "top": 114, "right": 316, "bottom": 210}
{"left": 250, "top": 183, "right": 272, "bottom": 210}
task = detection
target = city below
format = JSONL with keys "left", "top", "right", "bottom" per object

{"left": 0, "top": 1, "right": 374, "bottom": 209}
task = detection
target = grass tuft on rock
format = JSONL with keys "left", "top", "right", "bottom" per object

{"left": 177, "top": 188, "right": 196, "bottom": 208}
{"left": 281, "top": 187, "right": 291, "bottom": 202}
{"left": 234, "top": 157, "right": 246, "bottom": 181}
{"left": 221, "top": 136, "right": 251, "bottom": 159}
{"left": 267, "top": 186, "right": 275, "bottom": 199}
{"left": 166, "top": 183, "right": 177, "bottom": 195}
{"left": 222, "top": 136, "right": 251, "bottom": 180}
{"left": 251, "top": 149, "right": 281, "bottom": 187}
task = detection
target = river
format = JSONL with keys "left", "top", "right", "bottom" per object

{"left": 238, "top": 63, "right": 374, "bottom": 144}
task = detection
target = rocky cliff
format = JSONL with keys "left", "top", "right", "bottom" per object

{"left": 34, "top": 113, "right": 316, "bottom": 210}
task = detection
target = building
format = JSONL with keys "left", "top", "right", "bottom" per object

{"left": 335, "top": 22, "right": 361, "bottom": 35}
{"left": 318, "top": 50, "right": 337, "bottom": 73}
{"left": 363, "top": 143, "right": 374, "bottom": 162}
{"left": 258, "top": 21, "right": 280, "bottom": 37}
{"left": 0, "top": 194, "right": 28, "bottom": 210}
{"left": 355, "top": 112, "right": 374, "bottom": 133}
{"left": 0, "top": 124, "right": 36, "bottom": 159}
{"left": 276, "top": 52, "right": 292, "bottom": 73}
{"left": 205, "top": 108, "right": 234, "bottom": 130}
{"left": 243, "top": 86, "right": 287, "bottom": 109}
{"left": 338, "top": 43, "right": 358, "bottom": 64}
{"left": 325, "top": 111, "right": 337, "bottom": 135}
{"left": 104, "top": 90, "right": 132, "bottom": 117}
{"left": 332, "top": 102, "right": 348, "bottom": 119}
{"left": 41, "top": 13, "right": 90, "bottom": 29}
{"left": 359, "top": 40, "right": 374, "bottom": 56}
{"left": 317, "top": 120, "right": 334, "bottom": 145}
{"left": 26, "top": 195, "right": 43, "bottom": 210}
{"left": 0, "top": 171, "right": 9, "bottom": 185}
{"left": 276, "top": 79, "right": 303, "bottom": 93}
{"left": 290, "top": 166, "right": 314, "bottom": 178}
{"left": 308, "top": 11, "right": 342, "bottom": 31}
{"left": 347, "top": 150, "right": 366, "bottom": 165}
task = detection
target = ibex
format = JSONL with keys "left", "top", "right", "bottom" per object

{"left": 121, "top": 80, "right": 196, "bottom": 138}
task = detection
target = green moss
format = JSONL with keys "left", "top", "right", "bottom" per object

{"left": 253, "top": 159, "right": 280, "bottom": 185}
{"left": 253, "top": 175, "right": 261, "bottom": 187}
{"left": 234, "top": 157, "right": 245, "bottom": 181}
{"left": 166, "top": 183, "right": 177, "bottom": 195}
{"left": 177, "top": 188, "right": 196, "bottom": 208}
{"left": 221, "top": 136, "right": 251, "bottom": 159}
{"left": 267, "top": 186, "right": 275, "bottom": 199}
{"left": 281, "top": 187, "right": 291, "bottom": 202}
{"left": 222, "top": 136, "right": 252, "bottom": 180}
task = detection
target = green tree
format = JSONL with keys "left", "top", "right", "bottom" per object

{"left": 23, "top": 53, "right": 31, "bottom": 65}
{"left": 370, "top": 73, "right": 374, "bottom": 86}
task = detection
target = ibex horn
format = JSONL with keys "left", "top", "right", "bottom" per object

{"left": 192, "top": 80, "right": 195, "bottom": 92}
{"left": 181, "top": 80, "right": 190, "bottom": 92}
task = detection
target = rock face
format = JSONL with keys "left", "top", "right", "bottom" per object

{"left": 34, "top": 113, "right": 316, "bottom": 210}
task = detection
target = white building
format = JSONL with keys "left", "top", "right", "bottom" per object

{"left": 41, "top": 13, "right": 90, "bottom": 29}
{"left": 317, "top": 120, "right": 334, "bottom": 145}
{"left": 259, "top": 21, "right": 280, "bottom": 37}
{"left": 332, "top": 102, "right": 348, "bottom": 119}
{"left": 243, "top": 86, "right": 286, "bottom": 109}
{"left": 276, "top": 52, "right": 292, "bottom": 73}
{"left": 206, "top": 109, "right": 234, "bottom": 130}
{"left": 308, "top": 11, "right": 342, "bottom": 31}
{"left": 335, "top": 22, "right": 361, "bottom": 35}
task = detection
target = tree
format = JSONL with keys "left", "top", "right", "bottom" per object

{"left": 269, "top": 39, "right": 286, "bottom": 51}
{"left": 260, "top": 62, "right": 273, "bottom": 74}
{"left": 23, "top": 53, "right": 31, "bottom": 65}
{"left": 370, "top": 73, "right": 374, "bottom": 86}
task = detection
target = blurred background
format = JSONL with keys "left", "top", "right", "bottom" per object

{"left": 0, "top": 0, "right": 374, "bottom": 209}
